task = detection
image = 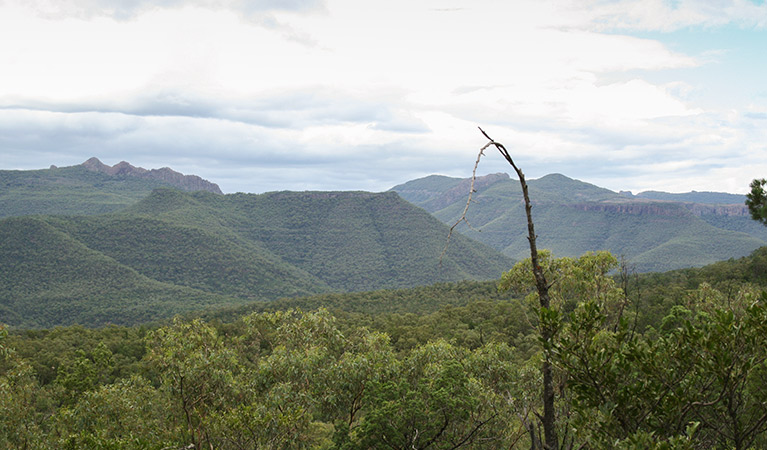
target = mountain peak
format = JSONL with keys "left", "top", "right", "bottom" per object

{"left": 80, "top": 157, "right": 222, "bottom": 194}
{"left": 82, "top": 156, "right": 110, "bottom": 172}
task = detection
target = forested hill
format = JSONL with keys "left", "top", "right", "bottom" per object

{"left": 0, "top": 189, "right": 512, "bottom": 328}
{"left": 0, "top": 158, "right": 222, "bottom": 218}
{"left": 391, "top": 173, "right": 767, "bottom": 272}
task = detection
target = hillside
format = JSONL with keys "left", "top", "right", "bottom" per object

{"left": 0, "top": 216, "right": 240, "bottom": 328}
{"left": 391, "top": 173, "right": 767, "bottom": 272}
{"left": 0, "top": 158, "right": 221, "bottom": 218}
{"left": 123, "top": 189, "right": 512, "bottom": 291}
{"left": 0, "top": 189, "right": 512, "bottom": 328}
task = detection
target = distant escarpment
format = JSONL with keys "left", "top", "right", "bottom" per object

{"left": 81, "top": 157, "right": 222, "bottom": 194}
{"left": 392, "top": 173, "right": 767, "bottom": 272}
{"left": 567, "top": 202, "right": 691, "bottom": 216}
{"left": 683, "top": 203, "right": 750, "bottom": 217}
{"left": 569, "top": 201, "right": 751, "bottom": 218}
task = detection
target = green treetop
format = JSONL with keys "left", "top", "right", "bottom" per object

{"left": 746, "top": 178, "right": 767, "bottom": 225}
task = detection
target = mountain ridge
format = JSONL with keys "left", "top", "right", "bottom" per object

{"left": 81, "top": 157, "right": 222, "bottom": 194}
{"left": 0, "top": 159, "right": 222, "bottom": 218}
{"left": 391, "top": 173, "right": 764, "bottom": 272}
{"left": 1, "top": 188, "right": 512, "bottom": 328}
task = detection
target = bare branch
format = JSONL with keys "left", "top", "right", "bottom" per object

{"left": 478, "top": 127, "right": 557, "bottom": 450}
{"left": 440, "top": 142, "right": 492, "bottom": 264}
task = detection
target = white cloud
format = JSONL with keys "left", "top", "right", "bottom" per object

{"left": 5, "top": 0, "right": 326, "bottom": 20}
{"left": 572, "top": 0, "right": 767, "bottom": 32}
{"left": 0, "top": 0, "right": 765, "bottom": 194}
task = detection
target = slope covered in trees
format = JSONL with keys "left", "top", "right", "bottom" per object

{"left": 392, "top": 173, "right": 766, "bottom": 272}
{"left": 0, "top": 189, "right": 512, "bottom": 328}
{"left": 0, "top": 216, "right": 244, "bottom": 328}
{"left": 3, "top": 246, "right": 767, "bottom": 449}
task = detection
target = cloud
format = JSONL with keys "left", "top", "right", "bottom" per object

{"left": 0, "top": 107, "right": 444, "bottom": 193}
{"left": 1, "top": 85, "right": 431, "bottom": 134}
{"left": 1, "top": 0, "right": 765, "bottom": 196}
{"left": 574, "top": 0, "right": 767, "bottom": 32}
{"left": 9, "top": 0, "right": 326, "bottom": 20}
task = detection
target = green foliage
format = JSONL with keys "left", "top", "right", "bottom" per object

{"left": 57, "top": 308, "right": 525, "bottom": 449}
{"left": 0, "top": 324, "right": 48, "bottom": 449}
{"left": 2, "top": 189, "right": 512, "bottom": 327}
{"left": 0, "top": 216, "right": 244, "bottom": 328}
{"left": 556, "top": 286, "right": 767, "bottom": 449}
{"left": 613, "top": 423, "right": 700, "bottom": 450}
{"left": 146, "top": 317, "right": 239, "bottom": 448}
{"left": 54, "top": 342, "right": 115, "bottom": 404}
{"left": 5, "top": 248, "right": 767, "bottom": 448}
{"left": 55, "top": 375, "right": 176, "bottom": 449}
{"left": 746, "top": 178, "right": 767, "bottom": 226}
{"left": 628, "top": 246, "right": 767, "bottom": 331}
{"left": 499, "top": 250, "right": 620, "bottom": 311}
{"left": 7, "top": 325, "right": 148, "bottom": 387}
{"left": 498, "top": 250, "right": 627, "bottom": 450}
{"left": 196, "top": 280, "right": 515, "bottom": 324}
{"left": 352, "top": 341, "right": 503, "bottom": 449}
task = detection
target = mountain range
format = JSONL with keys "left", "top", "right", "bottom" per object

{"left": 2, "top": 160, "right": 765, "bottom": 327}
{"left": 391, "top": 173, "right": 765, "bottom": 272}
{"left": 0, "top": 157, "right": 221, "bottom": 218}
{"left": 0, "top": 184, "right": 510, "bottom": 328}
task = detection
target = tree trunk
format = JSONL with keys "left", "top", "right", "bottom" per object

{"left": 479, "top": 128, "right": 558, "bottom": 450}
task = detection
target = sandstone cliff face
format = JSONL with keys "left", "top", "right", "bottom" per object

{"left": 567, "top": 201, "right": 750, "bottom": 217}
{"left": 567, "top": 202, "right": 691, "bottom": 216}
{"left": 683, "top": 203, "right": 750, "bottom": 217}
{"left": 81, "top": 157, "right": 223, "bottom": 194}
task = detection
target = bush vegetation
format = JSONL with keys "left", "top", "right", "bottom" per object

{"left": 4, "top": 246, "right": 767, "bottom": 449}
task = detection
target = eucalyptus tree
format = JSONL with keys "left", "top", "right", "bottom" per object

{"left": 555, "top": 283, "right": 767, "bottom": 449}
{"left": 0, "top": 325, "right": 47, "bottom": 449}
{"left": 746, "top": 178, "right": 767, "bottom": 226}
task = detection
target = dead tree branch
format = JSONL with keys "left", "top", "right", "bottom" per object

{"left": 440, "top": 142, "right": 492, "bottom": 264}
{"left": 478, "top": 127, "right": 557, "bottom": 450}
{"left": 445, "top": 127, "right": 558, "bottom": 449}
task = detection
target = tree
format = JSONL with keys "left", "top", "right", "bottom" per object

{"left": 351, "top": 340, "right": 508, "bottom": 449}
{"left": 55, "top": 375, "right": 176, "bottom": 449}
{"left": 213, "top": 308, "right": 396, "bottom": 449}
{"left": 54, "top": 342, "right": 115, "bottom": 405}
{"left": 0, "top": 324, "right": 47, "bottom": 449}
{"left": 555, "top": 284, "right": 767, "bottom": 449}
{"left": 466, "top": 128, "right": 557, "bottom": 449}
{"left": 146, "top": 317, "right": 239, "bottom": 450}
{"left": 746, "top": 178, "right": 767, "bottom": 225}
{"left": 501, "top": 250, "right": 623, "bottom": 449}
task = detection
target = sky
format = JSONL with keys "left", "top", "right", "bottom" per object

{"left": 0, "top": 0, "right": 765, "bottom": 194}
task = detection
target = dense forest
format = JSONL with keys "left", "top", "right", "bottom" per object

{"left": 4, "top": 164, "right": 767, "bottom": 448}
{"left": 0, "top": 189, "right": 511, "bottom": 328}
{"left": 3, "top": 247, "right": 767, "bottom": 449}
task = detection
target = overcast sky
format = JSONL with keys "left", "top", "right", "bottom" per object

{"left": 1, "top": 0, "right": 765, "bottom": 194}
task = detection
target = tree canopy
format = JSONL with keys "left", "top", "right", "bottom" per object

{"left": 747, "top": 178, "right": 767, "bottom": 226}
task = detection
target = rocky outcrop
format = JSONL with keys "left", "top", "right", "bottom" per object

{"left": 567, "top": 201, "right": 750, "bottom": 217}
{"left": 683, "top": 203, "right": 750, "bottom": 217}
{"left": 568, "top": 202, "right": 692, "bottom": 216}
{"left": 81, "top": 157, "right": 223, "bottom": 194}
